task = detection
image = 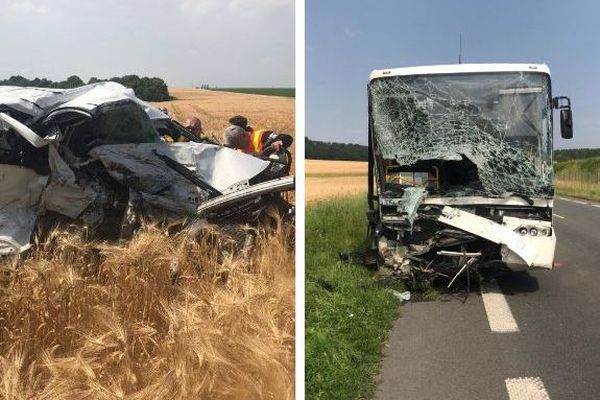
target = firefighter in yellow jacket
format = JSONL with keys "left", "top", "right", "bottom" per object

{"left": 223, "top": 115, "right": 293, "bottom": 156}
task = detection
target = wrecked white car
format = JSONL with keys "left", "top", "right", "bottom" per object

{"left": 366, "top": 64, "right": 572, "bottom": 276}
{"left": 0, "top": 82, "right": 293, "bottom": 255}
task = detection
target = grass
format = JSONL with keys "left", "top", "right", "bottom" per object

{"left": 554, "top": 157, "right": 600, "bottom": 201}
{"left": 209, "top": 88, "right": 295, "bottom": 98}
{"left": 306, "top": 195, "right": 401, "bottom": 400}
{"left": 0, "top": 220, "right": 294, "bottom": 399}
{"left": 554, "top": 179, "right": 600, "bottom": 201}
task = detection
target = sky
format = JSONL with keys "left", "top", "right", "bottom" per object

{"left": 307, "top": 0, "right": 600, "bottom": 149}
{"left": 0, "top": 0, "right": 294, "bottom": 88}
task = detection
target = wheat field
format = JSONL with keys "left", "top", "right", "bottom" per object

{"left": 0, "top": 90, "right": 295, "bottom": 399}
{"left": 153, "top": 88, "right": 295, "bottom": 143}
{"left": 306, "top": 160, "right": 367, "bottom": 203}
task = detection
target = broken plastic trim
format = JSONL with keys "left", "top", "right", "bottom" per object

{"left": 0, "top": 112, "right": 51, "bottom": 148}
{"left": 196, "top": 176, "right": 294, "bottom": 216}
{"left": 436, "top": 206, "right": 536, "bottom": 266}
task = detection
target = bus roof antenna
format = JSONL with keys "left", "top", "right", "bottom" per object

{"left": 458, "top": 33, "right": 463, "bottom": 64}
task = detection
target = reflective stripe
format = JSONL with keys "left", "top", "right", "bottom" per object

{"left": 245, "top": 129, "right": 266, "bottom": 153}
{"left": 253, "top": 129, "right": 265, "bottom": 152}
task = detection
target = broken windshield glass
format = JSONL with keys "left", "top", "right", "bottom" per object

{"left": 369, "top": 72, "right": 553, "bottom": 197}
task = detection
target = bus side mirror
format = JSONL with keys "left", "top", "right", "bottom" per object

{"left": 560, "top": 109, "right": 573, "bottom": 139}
{"left": 553, "top": 96, "right": 573, "bottom": 139}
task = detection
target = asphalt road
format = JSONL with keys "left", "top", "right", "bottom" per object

{"left": 374, "top": 197, "right": 600, "bottom": 400}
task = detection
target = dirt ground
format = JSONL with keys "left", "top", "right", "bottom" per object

{"left": 306, "top": 160, "right": 368, "bottom": 203}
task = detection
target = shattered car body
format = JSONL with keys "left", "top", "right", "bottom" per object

{"left": 367, "top": 64, "right": 572, "bottom": 274}
{"left": 0, "top": 82, "right": 293, "bottom": 255}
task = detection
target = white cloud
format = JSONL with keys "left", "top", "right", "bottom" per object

{"left": 6, "top": 0, "right": 48, "bottom": 15}
{"left": 179, "top": 0, "right": 291, "bottom": 15}
{"left": 179, "top": 0, "right": 222, "bottom": 15}
{"left": 343, "top": 27, "right": 360, "bottom": 39}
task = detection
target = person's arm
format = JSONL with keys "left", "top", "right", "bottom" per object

{"left": 261, "top": 132, "right": 293, "bottom": 156}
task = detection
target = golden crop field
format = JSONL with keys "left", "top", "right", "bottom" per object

{"left": 0, "top": 90, "right": 295, "bottom": 400}
{"left": 306, "top": 159, "right": 368, "bottom": 203}
{"left": 153, "top": 88, "right": 295, "bottom": 146}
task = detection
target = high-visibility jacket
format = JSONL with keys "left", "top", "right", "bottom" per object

{"left": 243, "top": 129, "right": 268, "bottom": 154}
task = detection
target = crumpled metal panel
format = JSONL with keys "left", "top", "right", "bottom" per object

{"left": 91, "top": 142, "right": 270, "bottom": 193}
{"left": 0, "top": 207, "right": 37, "bottom": 255}
{"left": 437, "top": 206, "right": 537, "bottom": 266}
{"left": 370, "top": 72, "right": 553, "bottom": 197}
{"left": 0, "top": 165, "right": 48, "bottom": 255}
{"left": 43, "top": 145, "right": 97, "bottom": 219}
{"left": 89, "top": 142, "right": 271, "bottom": 215}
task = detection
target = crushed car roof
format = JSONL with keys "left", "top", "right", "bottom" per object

{"left": 0, "top": 82, "right": 167, "bottom": 122}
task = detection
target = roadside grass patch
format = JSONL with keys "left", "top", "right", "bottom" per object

{"left": 554, "top": 179, "right": 600, "bottom": 201}
{"left": 555, "top": 157, "right": 600, "bottom": 201}
{"left": 306, "top": 195, "right": 401, "bottom": 400}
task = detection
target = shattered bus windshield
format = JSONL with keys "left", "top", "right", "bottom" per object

{"left": 369, "top": 72, "right": 553, "bottom": 197}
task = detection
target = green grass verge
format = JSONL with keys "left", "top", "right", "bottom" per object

{"left": 209, "top": 87, "right": 295, "bottom": 97}
{"left": 306, "top": 195, "right": 401, "bottom": 400}
{"left": 554, "top": 181, "right": 600, "bottom": 201}
{"left": 554, "top": 157, "right": 600, "bottom": 201}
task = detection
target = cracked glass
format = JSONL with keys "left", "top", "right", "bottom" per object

{"left": 369, "top": 72, "right": 553, "bottom": 198}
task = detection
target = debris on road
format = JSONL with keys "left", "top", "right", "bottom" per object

{"left": 388, "top": 289, "right": 411, "bottom": 302}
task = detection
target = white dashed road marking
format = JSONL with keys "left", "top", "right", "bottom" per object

{"left": 505, "top": 377, "right": 551, "bottom": 400}
{"left": 552, "top": 214, "right": 565, "bottom": 219}
{"left": 592, "top": 204, "right": 600, "bottom": 209}
{"left": 481, "top": 281, "right": 519, "bottom": 333}
{"left": 558, "top": 197, "right": 588, "bottom": 205}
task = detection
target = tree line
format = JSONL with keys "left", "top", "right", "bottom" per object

{"left": 0, "top": 74, "right": 170, "bottom": 101}
{"left": 305, "top": 137, "right": 368, "bottom": 161}
{"left": 306, "top": 137, "right": 600, "bottom": 163}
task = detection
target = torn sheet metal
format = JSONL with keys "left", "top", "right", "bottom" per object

{"left": 196, "top": 176, "right": 294, "bottom": 216}
{"left": 0, "top": 207, "right": 37, "bottom": 254}
{"left": 369, "top": 72, "right": 553, "bottom": 197}
{"left": 0, "top": 165, "right": 48, "bottom": 254}
{"left": 437, "top": 206, "right": 536, "bottom": 266}
{"left": 159, "top": 143, "right": 271, "bottom": 193}
{"left": 43, "top": 145, "right": 97, "bottom": 219}
{"left": 90, "top": 142, "right": 270, "bottom": 193}
{"left": 89, "top": 142, "right": 273, "bottom": 216}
